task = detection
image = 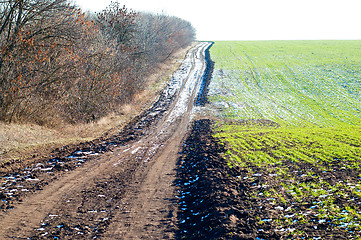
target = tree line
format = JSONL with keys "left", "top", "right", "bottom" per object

{"left": 0, "top": 0, "right": 195, "bottom": 125}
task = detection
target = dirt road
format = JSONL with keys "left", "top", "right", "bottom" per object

{"left": 0, "top": 42, "right": 212, "bottom": 239}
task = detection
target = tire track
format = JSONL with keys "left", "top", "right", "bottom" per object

{"left": 0, "top": 42, "right": 212, "bottom": 239}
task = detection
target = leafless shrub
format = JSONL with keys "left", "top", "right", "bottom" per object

{"left": 0, "top": 0, "right": 196, "bottom": 125}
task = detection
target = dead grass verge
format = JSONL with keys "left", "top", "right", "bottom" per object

{"left": 0, "top": 43, "right": 195, "bottom": 165}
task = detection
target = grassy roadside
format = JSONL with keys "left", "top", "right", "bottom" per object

{"left": 0, "top": 43, "right": 196, "bottom": 165}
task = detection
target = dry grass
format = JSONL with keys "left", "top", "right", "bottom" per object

{"left": 0, "top": 43, "right": 195, "bottom": 164}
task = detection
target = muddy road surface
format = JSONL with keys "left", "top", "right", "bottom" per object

{"left": 0, "top": 42, "right": 212, "bottom": 239}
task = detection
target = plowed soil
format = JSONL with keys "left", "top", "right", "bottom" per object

{"left": 176, "top": 119, "right": 267, "bottom": 240}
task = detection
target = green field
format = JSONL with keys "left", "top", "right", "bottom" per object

{"left": 209, "top": 41, "right": 361, "bottom": 127}
{"left": 209, "top": 41, "right": 361, "bottom": 238}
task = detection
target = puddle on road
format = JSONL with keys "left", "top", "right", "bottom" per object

{"left": 1, "top": 42, "right": 214, "bottom": 239}
{"left": 0, "top": 146, "right": 109, "bottom": 210}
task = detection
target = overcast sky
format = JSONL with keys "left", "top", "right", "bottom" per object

{"left": 73, "top": 0, "right": 361, "bottom": 41}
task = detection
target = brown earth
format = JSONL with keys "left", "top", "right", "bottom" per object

{"left": 176, "top": 119, "right": 265, "bottom": 240}
{"left": 0, "top": 42, "right": 212, "bottom": 239}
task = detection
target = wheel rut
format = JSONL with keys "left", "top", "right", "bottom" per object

{"left": 0, "top": 42, "right": 212, "bottom": 239}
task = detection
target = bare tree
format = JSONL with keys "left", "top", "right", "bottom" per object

{"left": 0, "top": 0, "right": 196, "bottom": 125}
{"left": 0, "top": 0, "right": 87, "bottom": 122}
{"left": 134, "top": 12, "right": 196, "bottom": 63}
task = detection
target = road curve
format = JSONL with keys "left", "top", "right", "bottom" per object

{"left": 0, "top": 42, "right": 212, "bottom": 239}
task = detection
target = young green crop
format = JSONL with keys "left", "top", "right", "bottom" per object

{"left": 209, "top": 41, "right": 361, "bottom": 127}
{"left": 209, "top": 40, "right": 361, "bottom": 238}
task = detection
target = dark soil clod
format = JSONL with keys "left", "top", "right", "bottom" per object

{"left": 175, "top": 119, "right": 276, "bottom": 239}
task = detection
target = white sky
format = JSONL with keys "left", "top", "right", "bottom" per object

{"left": 73, "top": 0, "right": 361, "bottom": 41}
